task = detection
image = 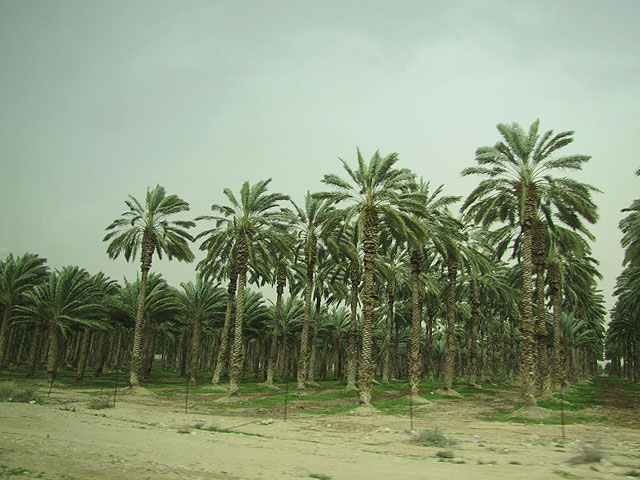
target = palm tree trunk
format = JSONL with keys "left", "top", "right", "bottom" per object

{"left": 129, "top": 238, "right": 153, "bottom": 387}
{"left": 444, "top": 258, "right": 458, "bottom": 390}
{"left": 550, "top": 265, "right": 564, "bottom": 390}
{"left": 229, "top": 239, "right": 248, "bottom": 396}
{"left": 75, "top": 328, "right": 92, "bottom": 380}
{"left": 47, "top": 318, "right": 59, "bottom": 383}
{"left": 0, "top": 305, "right": 13, "bottom": 372}
{"left": 188, "top": 315, "right": 203, "bottom": 385}
{"left": 307, "top": 284, "right": 322, "bottom": 384}
{"left": 297, "top": 251, "right": 315, "bottom": 392}
{"left": 468, "top": 280, "right": 479, "bottom": 386}
{"left": 265, "top": 261, "right": 285, "bottom": 386}
{"left": 93, "top": 331, "right": 108, "bottom": 377}
{"left": 27, "top": 321, "right": 42, "bottom": 376}
{"left": 382, "top": 285, "right": 394, "bottom": 384}
{"left": 535, "top": 261, "right": 550, "bottom": 394}
{"left": 212, "top": 262, "right": 237, "bottom": 385}
{"left": 359, "top": 207, "right": 379, "bottom": 406}
{"left": 346, "top": 259, "right": 359, "bottom": 390}
{"left": 519, "top": 187, "right": 537, "bottom": 406}
{"left": 408, "top": 248, "right": 422, "bottom": 396}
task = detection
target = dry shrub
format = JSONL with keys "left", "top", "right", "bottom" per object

{"left": 414, "top": 426, "right": 456, "bottom": 447}
{"left": 0, "top": 382, "right": 41, "bottom": 403}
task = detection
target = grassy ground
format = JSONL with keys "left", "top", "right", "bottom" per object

{"left": 1, "top": 364, "right": 636, "bottom": 426}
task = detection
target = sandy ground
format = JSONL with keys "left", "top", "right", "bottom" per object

{"left": 1, "top": 383, "right": 639, "bottom": 480}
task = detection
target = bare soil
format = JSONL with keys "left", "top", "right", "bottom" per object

{"left": 1, "top": 382, "right": 639, "bottom": 479}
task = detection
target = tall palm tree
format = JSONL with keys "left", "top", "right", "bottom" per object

{"left": 104, "top": 185, "right": 195, "bottom": 387}
{"left": 289, "top": 192, "right": 332, "bottom": 392}
{"left": 0, "top": 253, "right": 48, "bottom": 372}
{"left": 462, "top": 120, "right": 598, "bottom": 406}
{"left": 315, "top": 149, "right": 426, "bottom": 406}
{"left": 198, "top": 179, "right": 289, "bottom": 396}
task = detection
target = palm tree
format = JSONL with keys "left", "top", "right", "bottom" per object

{"left": 289, "top": 192, "right": 332, "bottom": 392}
{"left": 104, "top": 185, "right": 195, "bottom": 387}
{"left": 315, "top": 149, "right": 426, "bottom": 406}
{"left": 19, "top": 266, "right": 103, "bottom": 383}
{"left": 75, "top": 272, "right": 119, "bottom": 380}
{"left": 0, "top": 253, "right": 48, "bottom": 372}
{"left": 376, "top": 240, "right": 409, "bottom": 384}
{"left": 198, "top": 179, "right": 289, "bottom": 396}
{"left": 462, "top": 120, "right": 598, "bottom": 406}
{"left": 178, "top": 276, "right": 226, "bottom": 385}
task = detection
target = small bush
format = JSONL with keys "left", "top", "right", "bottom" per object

{"left": 436, "top": 450, "right": 455, "bottom": 459}
{"left": 88, "top": 397, "right": 113, "bottom": 410}
{"left": 309, "top": 474, "right": 331, "bottom": 480}
{"left": 0, "top": 382, "right": 41, "bottom": 403}
{"left": 414, "top": 426, "right": 456, "bottom": 447}
{"left": 568, "top": 443, "right": 603, "bottom": 464}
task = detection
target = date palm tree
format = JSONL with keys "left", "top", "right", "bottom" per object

{"left": 0, "top": 253, "right": 48, "bottom": 373}
{"left": 289, "top": 192, "right": 332, "bottom": 392}
{"left": 104, "top": 185, "right": 195, "bottom": 387}
{"left": 462, "top": 120, "right": 598, "bottom": 406}
{"left": 19, "top": 266, "right": 103, "bottom": 383}
{"left": 316, "top": 149, "right": 426, "bottom": 406}
{"left": 178, "top": 276, "right": 226, "bottom": 385}
{"left": 198, "top": 179, "right": 289, "bottom": 396}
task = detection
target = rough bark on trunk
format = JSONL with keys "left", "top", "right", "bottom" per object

{"left": 408, "top": 248, "right": 422, "bottom": 396}
{"left": 212, "top": 261, "right": 237, "bottom": 385}
{"left": 265, "top": 261, "right": 285, "bottom": 386}
{"left": 188, "top": 314, "right": 202, "bottom": 385}
{"left": 519, "top": 185, "right": 537, "bottom": 406}
{"left": 307, "top": 283, "right": 321, "bottom": 384}
{"left": 129, "top": 234, "right": 154, "bottom": 387}
{"left": 381, "top": 284, "right": 394, "bottom": 384}
{"left": 297, "top": 234, "right": 316, "bottom": 392}
{"left": 359, "top": 207, "right": 378, "bottom": 405}
{"left": 550, "top": 264, "right": 564, "bottom": 390}
{"left": 27, "top": 321, "right": 42, "bottom": 376}
{"left": 467, "top": 280, "right": 479, "bottom": 386}
{"left": 47, "top": 318, "right": 59, "bottom": 383}
{"left": 75, "top": 328, "right": 92, "bottom": 380}
{"left": 444, "top": 258, "right": 458, "bottom": 390}
{"left": 229, "top": 237, "right": 248, "bottom": 396}
{"left": 345, "top": 259, "right": 359, "bottom": 390}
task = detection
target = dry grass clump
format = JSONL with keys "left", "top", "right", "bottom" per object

{"left": 88, "top": 397, "right": 113, "bottom": 410}
{"left": 568, "top": 443, "right": 604, "bottom": 464}
{"left": 414, "top": 426, "right": 456, "bottom": 447}
{"left": 0, "top": 382, "right": 41, "bottom": 403}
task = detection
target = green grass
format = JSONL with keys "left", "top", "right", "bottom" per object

{"left": 488, "top": 409, "right": 602, "bottom": 425}
{"left": 536, "top": 398, "right": 587, "bottom": 411}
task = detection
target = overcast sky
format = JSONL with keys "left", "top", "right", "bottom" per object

{"left": 1, "top": 1, "right": 638, "bottom": 315}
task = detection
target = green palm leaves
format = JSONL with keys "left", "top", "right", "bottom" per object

{"left": 0, "top": 253, "right": 49, "bottom": 372}
{"left": 105, "top": 185, "right": 195, "bottom": 387}
{"left": 316, "top": 149, "right": 426, "bottom": 405}
{"left": 20, "top": 266, "right": 104, "bottom": 381}
{"left": 198, "top": 179, "right": 289, "bottom": 395}
{"left": 462, "top": 120, "right": 600, "bottom": 405}
{"left": 104, "top": 185, "right": 195, "bottom": 263}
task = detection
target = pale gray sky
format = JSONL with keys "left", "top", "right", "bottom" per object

{"left": 1, "top": 1, "right": 638, "bottom": 315}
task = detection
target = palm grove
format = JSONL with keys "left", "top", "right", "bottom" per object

{"left": 1, "top": 120, "right": 630, "bottom": 408}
